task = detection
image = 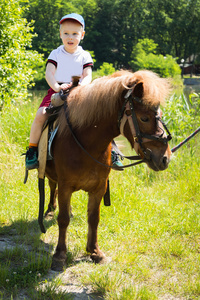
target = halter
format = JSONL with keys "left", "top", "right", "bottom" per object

{"left": 118, "top": 87, "right": 172, "bottom": 160}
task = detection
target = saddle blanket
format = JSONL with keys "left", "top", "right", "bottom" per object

{"left": 38, "top": 124, "right": 58, "bottom": 179}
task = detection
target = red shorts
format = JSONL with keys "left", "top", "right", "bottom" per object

{"left": 39, "top": 88, "right": 56, "bottom": 108}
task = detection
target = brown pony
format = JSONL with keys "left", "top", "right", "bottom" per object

{"left": 44, "top": 70, "right": 172, "bottom": 271}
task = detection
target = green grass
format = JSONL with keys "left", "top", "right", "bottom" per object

{"left": 0, "top": 93, "right": 200, "bottom": 299}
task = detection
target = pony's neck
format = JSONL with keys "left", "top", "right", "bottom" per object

{"left": 67, "top": 77, "right": 125, "bottom": 130}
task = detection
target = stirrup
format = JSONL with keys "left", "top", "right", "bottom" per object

{"left": 21, "top": 151, "right": 29, "bottom": 184}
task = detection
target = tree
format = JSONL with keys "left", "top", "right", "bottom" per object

{"left": 21, "top": 0, "right": 200, "bottom": 74}
{"left": 137, "top": 0, "right": 200, "bottom": 62}
{"left": 0, "top": 0, "right": 43, "bottom": 108}
{"left": 86, "top": 0, "right": 141, "bottom": 68}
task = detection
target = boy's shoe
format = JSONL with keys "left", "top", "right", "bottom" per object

{"left": 25, "top": 147, "right": 39, "bottom": 170}
{"left": 111, "top": 150, "right": 124, "bottom": 169}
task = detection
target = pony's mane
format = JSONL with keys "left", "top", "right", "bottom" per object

{"left": 58, "top": 70, "right": 170, "bottom": 131}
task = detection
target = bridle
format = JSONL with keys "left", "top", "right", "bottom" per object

{"left": 64, "top": 86, "right": 172, "bottom": 170}
{"left": 118, "top": 87, "right": 172, "bottom": 161}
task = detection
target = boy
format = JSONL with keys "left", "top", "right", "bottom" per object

{"left": 26, "top": 13, "right": 123, "bottom": 170}
{"left": 26, "top": 13, "right": 93, "bottom": 169}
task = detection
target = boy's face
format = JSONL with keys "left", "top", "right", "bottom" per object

{"left": 60, "top": 20, "right": 85, "bottom": 54}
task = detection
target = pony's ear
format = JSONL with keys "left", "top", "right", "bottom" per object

{"left": 133, "top": 82, "right": 143, "bottom": 98}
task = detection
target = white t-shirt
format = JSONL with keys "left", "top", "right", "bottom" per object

{"left": 47, "top": 45, "right": 93, "bottom": 83}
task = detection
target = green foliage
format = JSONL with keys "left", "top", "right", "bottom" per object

{"left": 130, "top": 39, "right": 181, "bottom": 77}
{"left": 15, "top": 0, "right": 200, "bottom": 70}
{"left": 130, "top": 0, "right": 200, "bottom": 63}
{"left": 88, "top": 50, "right": 96, "bottom": 63}
{"left": 96, "top": 62, "right": 116, "bottom": 77}
{"left": 132, "top": 38, "right": 158, "bottom": 56}
{"left": 32, "top": 61, "right": 48, "bottom": 90}
{"left": 0, "top": 0, "right": 43, "bottom": 108}
{"left": 92, "top": 62, "right": 116, "bottom": 79}
{"left": 162, "top": 92, "right": 200, "bottom": 139}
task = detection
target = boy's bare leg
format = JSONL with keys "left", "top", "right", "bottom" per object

{"left": 29, "top": 107, "right": 49, "bottom": 144}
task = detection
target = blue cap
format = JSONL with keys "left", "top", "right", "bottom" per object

{"left": 59, "top": 13, "right": 85, "bottom": 29}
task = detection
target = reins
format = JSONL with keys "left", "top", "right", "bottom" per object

{"left": 63, "top": 101, "right": 144, "bottom": 170}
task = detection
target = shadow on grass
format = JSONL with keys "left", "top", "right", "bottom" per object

{"left": 0, "top": 218, "right": 103, "bottom": 300}
{"left": 0, "top": 215, "right": 56, "bottom": 239}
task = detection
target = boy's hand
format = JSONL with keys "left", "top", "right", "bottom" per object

{"left": 59, "top": 82, "right": 72, "bottom": 91}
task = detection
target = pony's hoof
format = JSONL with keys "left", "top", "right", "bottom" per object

{"left": 51, "top": 257, "right": 66, "bottom": 272}
{"left": 90, "top": 251, "right": 107, "bottom": 264}
{"left": 44, "top": 211, "right": 55, "bottom": 220}
{"left": 44, "top": 208, "right": 55, "bottom": 219}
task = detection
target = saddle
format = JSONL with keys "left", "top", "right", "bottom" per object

{"left": 38, "top": 76, "right": 81, "bottom": 178}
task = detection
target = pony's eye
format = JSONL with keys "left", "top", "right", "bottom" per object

{"left": 141, "top": 116, "right": 149, "bottom": 122}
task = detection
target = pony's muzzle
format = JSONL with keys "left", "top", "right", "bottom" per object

{"left": 153, "top": 154, "right": 170, "bottom": 171}
{"left": 160, "top": 155, "right": 168, "bottom": 169}
{"left": 144, "top": 150, "right": 170, "bottom": 171}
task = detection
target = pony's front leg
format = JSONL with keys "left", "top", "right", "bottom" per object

{"left": 86, "top": 187, "right": 107, "bottom": 264}
{"left": 51, "top": 185, "right": 72, "bottom": 271}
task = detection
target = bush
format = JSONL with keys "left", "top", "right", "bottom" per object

{"left": 0, "top": 0, "right": 43, "bottom": 109}
{"left": 133, "top": 53, "right": 181, "bottom": 78}
{"left": 129, "top": 39, "right": 181, "bottom": 78}
{"left": 31, "top": 61, "right": 49, "bottom": 90}
{"left": 96, "top": 62, "right": 116, "bottom": 77}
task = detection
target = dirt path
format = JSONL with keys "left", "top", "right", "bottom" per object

{"left": 0, "top": 236, "right": 103, "bottom": 300}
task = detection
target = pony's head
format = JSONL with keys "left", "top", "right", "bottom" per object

{"left": 117, "top": 70, "right": 172, "bottom": 171}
